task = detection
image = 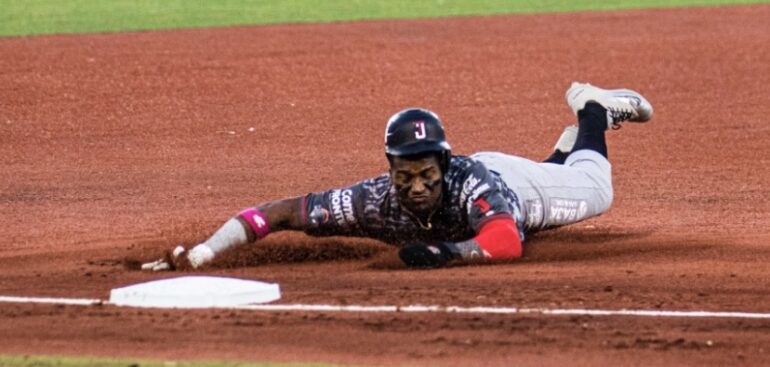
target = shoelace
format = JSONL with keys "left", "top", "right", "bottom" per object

{"left": 607, "top": 107, "right": 634, "bottom": 129}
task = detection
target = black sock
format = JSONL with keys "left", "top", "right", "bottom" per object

{"left": 543, "top": 150, "right": 569, "bottom": 164}
{"left": 572, "top": 102, "right": 608, "bottom": 158}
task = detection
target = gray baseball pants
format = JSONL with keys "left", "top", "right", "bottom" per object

{"left": 472, "top": 149, "right": 613, "bottom": 232}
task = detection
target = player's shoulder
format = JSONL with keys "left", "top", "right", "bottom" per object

{"left": 445, "top": 155, "right": 491, "bottom": 183}
{"left": 354, "top": 173, "right": 391, "bottom": 200}
{"left": 444, "top": 154, "right": 506, "bottom": 201}
{"left": 446, "top": 155, "right": 475, "bottom": 174}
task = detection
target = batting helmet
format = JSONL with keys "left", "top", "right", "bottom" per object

{"left": 384, "top": 108, "right": 452, "bottom": 157}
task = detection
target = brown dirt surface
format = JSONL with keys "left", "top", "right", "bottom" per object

{"left": 1, "top": 4, "right": 769, "bottom": 366}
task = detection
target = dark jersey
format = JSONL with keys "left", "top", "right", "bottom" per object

{"left": 301, "top": 155, "right": 525, "bottom": 246}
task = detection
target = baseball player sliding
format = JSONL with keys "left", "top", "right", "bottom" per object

{"left": 143, "top": 82, "right": 653, "bottom": 270}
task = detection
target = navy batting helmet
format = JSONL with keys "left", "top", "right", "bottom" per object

{"left": 384, "top": 108, "right": 452, "bottom": 157}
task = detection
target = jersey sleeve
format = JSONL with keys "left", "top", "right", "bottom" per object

{"left": 300, "top": 177, "right": 383, "bottom": 237}
{"left": 457, "top": 161, "right": 518, "bottom": 233}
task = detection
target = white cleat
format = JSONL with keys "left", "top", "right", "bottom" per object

{"left": 565, "top": 82, "right": 653, "bottom": 129}
{"left": 553, "top": 125, "right": 578, "bottom": 153}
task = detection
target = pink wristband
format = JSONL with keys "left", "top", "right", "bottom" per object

{"left": 238, "top": 208, "right": 270, "bottom": 240}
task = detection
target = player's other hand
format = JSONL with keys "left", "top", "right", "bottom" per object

{"left": 399, "top": 242, "right": 457, "bottom": 269}
{"left": 141, "top": 245, "right": 201, "bottom": 271}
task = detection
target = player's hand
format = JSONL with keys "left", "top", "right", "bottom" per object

{"left": 141, "top": 245, "right": 196, "bottom": 271}
{"left": 399, "top": 242, "right": 458, "bottom": 268}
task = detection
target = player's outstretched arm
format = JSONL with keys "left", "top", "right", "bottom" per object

{"left": 142, "top": 197, "right": 305, "bottom": 271}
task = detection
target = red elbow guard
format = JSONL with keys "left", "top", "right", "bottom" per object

{"left": 475, "top": 218, "right": 522, "bottom": 260}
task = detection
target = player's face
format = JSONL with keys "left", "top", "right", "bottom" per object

{"left": 390, "top": 155, "right": 443, "bottom": 215}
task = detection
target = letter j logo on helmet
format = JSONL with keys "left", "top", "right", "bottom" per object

{"left": 414, "top": 121, "right": 426, "bottom": 139}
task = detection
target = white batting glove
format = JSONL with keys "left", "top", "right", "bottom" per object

{"left": 141, "top": 258, "right": 172, "bottom": 271}
{"left": 141, "top": 244, "right": 215, "bottom": 271}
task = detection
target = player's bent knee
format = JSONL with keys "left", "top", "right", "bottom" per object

{"left": 598, "top": 185, "right": 614, "bottom": 214}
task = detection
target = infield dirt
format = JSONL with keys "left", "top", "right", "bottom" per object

{"left": 1, "top": 4, "right": 769, "bottom": 366}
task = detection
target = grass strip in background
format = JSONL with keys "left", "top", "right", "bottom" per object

{"left": 0, "top": 355, "right": 350, "bottom": 367}
{"left": 1, "top": 0, "right": 768, "bottom": 37}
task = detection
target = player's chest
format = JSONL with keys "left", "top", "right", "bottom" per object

{"left": 377, "top": 206, "right": 473, "bottom": 244}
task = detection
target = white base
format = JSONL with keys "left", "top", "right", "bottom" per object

{"left": 109, "top": 276, "right": 281, "bottom": 309}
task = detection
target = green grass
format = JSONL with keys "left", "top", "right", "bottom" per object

{"left": 1, "top": 0, "right": 768, "bottom": 37}
{"left": 0, "top": 355, "right": 350, "bottom": 367}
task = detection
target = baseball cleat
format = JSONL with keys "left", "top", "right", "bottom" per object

{"left": 553, "top": 125, "right": 578, "bottom": 153}
{"left": 565, "top": 82, "right": 653, "bottom": 129}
